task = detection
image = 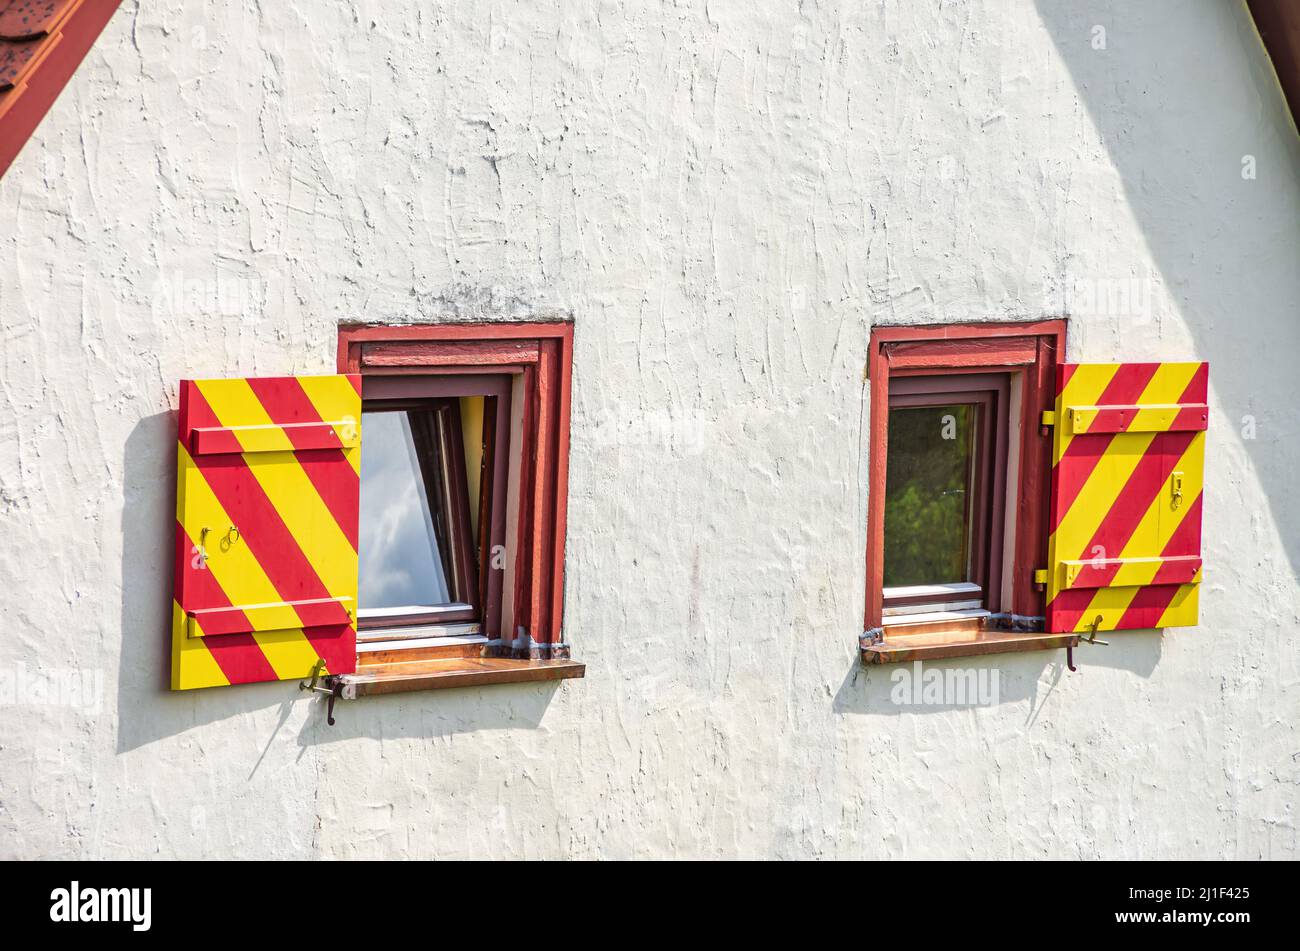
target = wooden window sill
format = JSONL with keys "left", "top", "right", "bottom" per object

{"left": 861, "top": 627, "right": 1079, "bottom": 665}
{"left": 337, "top": 657, "right": 585, "bottom": 698}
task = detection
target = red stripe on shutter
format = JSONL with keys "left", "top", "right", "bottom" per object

{"left": 1178, "top": 362, "right": 1209, "bottom": 403}
{"left": 1056, "top": 363, "right": 1076, "bottom": 395}
{"left": 1160, "top": 491, "right": 1203, "bottom": 559}
{"left": 302, "top": 624, "right": 357, "bottom": 677}
{"left": 176, "top": 520, "right": 253, "bottom": 633}
{"left": 188, "top": 428, "right": 244, "bottom": 455}
{"left": 1047, "top": 430, "right": 1197, "bottom": 634}
{"left": 1043, "top": 586, "right": 1096, "bottom": 634}
{"left": 1050, "top": 362, "right": 1160, "bottom": 531}
{"left": 1071, "top": 561, "right": 1123, "bottom": 588}
{"left": 1113, "top": 583, "right": 1181, "bottom": 631}
{"left": 1074, "top": 430, "right": 1198, "bottom": 562}
{"left": 244, "top": 377, "right": 360, "bottom": 551}
{"left": 175, "top": 522, "right": 278, "bottom": 684}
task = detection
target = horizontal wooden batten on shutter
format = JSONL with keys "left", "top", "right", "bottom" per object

{"left": 1064, "top": 402, "right": 1208, "bottom": 435}
{"left": 186, "top": 597, "right": 355, "bottom": 638}
{"left": 190, "top": 421, "right": 359, "bottom": 455}
{"left": 1057, "top": 555, "right": 1202, "bottom": 591}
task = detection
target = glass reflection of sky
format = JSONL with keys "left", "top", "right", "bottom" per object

{"left": 357, "top": 411, "right": 450, "bottom": 610}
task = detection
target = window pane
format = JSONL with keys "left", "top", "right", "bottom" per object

{"left": 883, "top": 404, "right": 974, "bottom": 587}
{"left": 358, "top": 410, "right": 452, "bottom": 611}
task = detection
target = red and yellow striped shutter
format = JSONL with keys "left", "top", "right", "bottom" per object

{"left": 1045, "top": 362, "right": 1208, "bottom": 634}
{"left": 171, "top": 375, "right": 362, "bottom": 690}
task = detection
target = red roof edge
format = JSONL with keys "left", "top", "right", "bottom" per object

{"left": 0, "top": 0, "right": 122, "bottom": 179}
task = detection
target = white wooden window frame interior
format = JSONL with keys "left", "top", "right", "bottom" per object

{"left": 881, "top": 581, "right": 990, "bottom": 628}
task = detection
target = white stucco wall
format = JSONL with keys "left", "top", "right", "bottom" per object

{"left": 1, "top": 0, "right": 1297, "bottom": 859}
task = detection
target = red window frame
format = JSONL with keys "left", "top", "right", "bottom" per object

{"left": 338, "top": 322, "right": 575, "bottom": 660}
{"left": 864, "top": 320, "right": 1067, "bottom": 634}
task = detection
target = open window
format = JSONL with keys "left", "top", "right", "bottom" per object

{"left": 882, "top": 373, "right": 1009, "bottom": 627}
{"left": 169, "top": 323, "right": 583, "bottom": 698}
{"left": 862, "top": 321, "right": 1072, "bottom": 663}
{"left": 356, "top": 375, "right": 510, "bottom": 641}
{"left": 335, "top": 322, "right": 582, "bottom": 698}
{"left": 862, "top": 321, "right": 1209, "bottom": 666}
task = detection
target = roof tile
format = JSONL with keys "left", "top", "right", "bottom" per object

{"left": 0, "top": 35, "right": 40, "bottom": 89}
{"left": 0, "top": 0, "right": 78, "bottom": 107}
{"left": 0, "top": 0, "right": 73, "bottom": 41}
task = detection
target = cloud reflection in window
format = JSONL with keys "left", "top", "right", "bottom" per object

{"left": 357, "top": 410, "right": 450, "bottom": 610}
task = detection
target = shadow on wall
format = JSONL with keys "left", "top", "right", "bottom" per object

{"left": 292, "top": 682, "right": 564, "bottom": 749}
{"left": 1033, "top": 0, "right": 1300, "bottom": 580}
{"left": 833, "top": 633, "right": 1161, "bottom": 722}
{"left": 115, "top": 410, "right": 280, "bottom": 753}
{"left": 116, "top": 411, "right": 561, "bottom": 753}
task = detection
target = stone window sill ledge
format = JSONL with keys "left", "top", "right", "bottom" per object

{"left": 860, "top": 628, "right": 1079, "bottom": 665}
{"left": 336, "top": 657, "right": 585, "bottom": 698}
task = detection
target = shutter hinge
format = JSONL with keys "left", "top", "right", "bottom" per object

{"left": 1033, "top": 568, "right": 1049, "bottom": 587}
{"left": 1040, "top": 410, "right": 1056, "bottom": 427}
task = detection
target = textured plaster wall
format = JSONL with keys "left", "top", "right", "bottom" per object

{"left": 1, "top": 0, "right": 1297, "bottom": 859}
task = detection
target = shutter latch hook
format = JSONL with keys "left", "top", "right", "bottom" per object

{"left": 299, "top": 658, "right": 326, "bottom": 693}
{"left": 299, "top": 659, "right": 342, "bottom": 726}
{"left": 1067, "top": 616, "right": 1109, "bottom": 673}
{"left": 1080, "top": 614, "right": 1110, "bottom": 646}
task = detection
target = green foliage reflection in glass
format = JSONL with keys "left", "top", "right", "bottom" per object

{"left": 883, "top": 404, "right": 974, "bottom": 587}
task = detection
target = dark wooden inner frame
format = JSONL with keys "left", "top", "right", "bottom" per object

{"left": 864, "top": 320, "right": 1067, "bottom": 634}
{"left": 358, "top": 373, "right": 512, "bottom": 634}
{"left": 339, "top": 322, "right": 575, "bottom": 661}
{"left": 885, "top": 373, "right": 1010, "bottom": 613}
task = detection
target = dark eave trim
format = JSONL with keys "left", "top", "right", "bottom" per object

{"left": 1248, "top": 0, "right": 1300, "bottom": 135}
